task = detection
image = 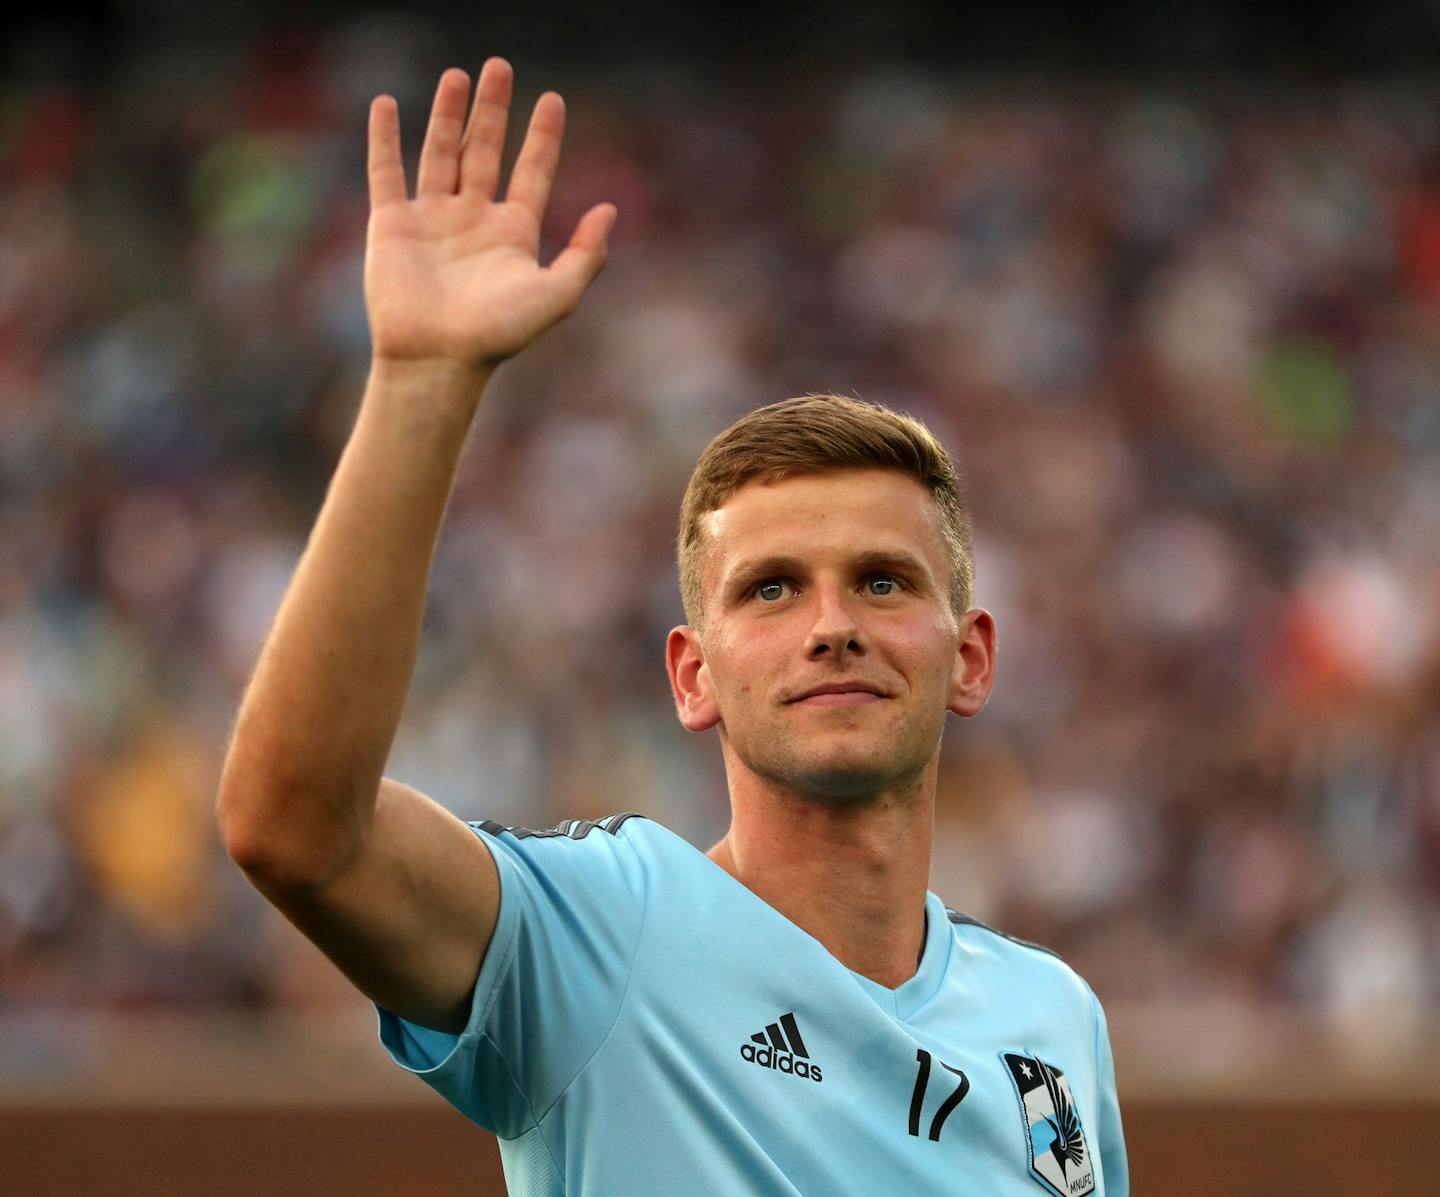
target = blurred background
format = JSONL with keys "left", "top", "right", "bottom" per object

{"left": 2, "top": 0, "right": 1439, "bottom": 1192}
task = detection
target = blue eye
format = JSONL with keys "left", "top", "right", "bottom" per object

{"left": 750, "top": 575, "right": 902, "bottom": 603}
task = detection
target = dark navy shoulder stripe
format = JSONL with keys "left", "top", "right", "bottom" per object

{"left": 944, "top": 909, "right": 1065, "bottom": 963}
{"left": 603, "top": 812, "right": 643, "bottom": 834}
{"left": 473, "top": 813, "right": 646, "bottom": 841}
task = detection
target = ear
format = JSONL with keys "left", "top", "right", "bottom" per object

{"left": 947, "top": 608, "right": 997, "bottom": 718}
{"left": 666, "top": 625, "right": 722, "bottom": 732}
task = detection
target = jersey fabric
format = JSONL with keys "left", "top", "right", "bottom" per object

{"left": 374, "top": 813, "right": 1129, "bottom": 1197}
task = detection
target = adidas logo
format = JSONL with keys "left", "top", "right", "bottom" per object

{"left": 739, "top": 1012, "right": 823, "bottom": 1083}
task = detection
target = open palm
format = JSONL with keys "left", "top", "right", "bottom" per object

{"left": 364, "top": 60, "right": 616, "bottom": 371}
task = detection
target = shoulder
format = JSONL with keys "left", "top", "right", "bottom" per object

{"left": 464, "top": 812, "right": 652, "bottom": 899}
{"left": 943, "top": 907, "right": 1064, "bottom": 963}
{"left": 467, "top": 811, "right": 701, "bottom": 884}
{"left": 471, "top": 811, "right": 648, "bottom": 843}
{"left": 943, "top": 907, "right": 1096, "bottom": 1004}
{"left": 463, "top": 813, "right": 728, "bottom": 944}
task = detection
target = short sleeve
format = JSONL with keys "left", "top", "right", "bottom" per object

{"left": 374, "top": 816, "right": 648, "bottom": 1138}
{"left": 1089, "top": 987, "right": 1129, "bottom": 1197}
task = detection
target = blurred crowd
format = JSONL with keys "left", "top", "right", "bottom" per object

{"left": 2, "top": 16, "right": 1438, "bottom": 1065}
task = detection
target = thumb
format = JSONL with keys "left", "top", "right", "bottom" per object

{"left": 548, "top": 203, "right": 617, "bottom": 312}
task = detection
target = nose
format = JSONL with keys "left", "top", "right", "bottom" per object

{"left": 804, "top": 581, "right": 865, "bottom": 660}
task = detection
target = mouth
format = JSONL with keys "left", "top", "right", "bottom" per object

{"left": 789, "top": 691, "right": 887, "bottom": 708}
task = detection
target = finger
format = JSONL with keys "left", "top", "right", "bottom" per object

{"left": 415, "top": 68, "right": 471, "bottom": 196}
{"left": 547, "top": 203, "right": 617, "bottom": 311}
{"left": 458, "top": 57, "right": 513, "bottom": 201}
{"left": 504, "top": 91, "right": 565, "bottom": 226}
{"left": 367, "top": 95, "right": 406, "bottom": 207}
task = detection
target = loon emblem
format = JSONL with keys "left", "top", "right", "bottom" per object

{"left": 1001, "top": 1051, "right": 1095, "bottom": 1196}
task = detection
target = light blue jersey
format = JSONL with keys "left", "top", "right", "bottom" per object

{"left": 375, "top": 814, "right": 1128, "bottom": 1196}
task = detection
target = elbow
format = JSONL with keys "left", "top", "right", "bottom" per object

{"left": 215, "top": 738, "right": 280, "bottom": 870}
{"left": 215, "top": 776, "right": 279, "bottom": 878}
{"left": 215, "top": 768, "right": 365, "bottom": 890}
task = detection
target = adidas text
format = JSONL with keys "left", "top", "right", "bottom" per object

{"left": 740, "top": 1043, "right": 823, "bottom": 1082}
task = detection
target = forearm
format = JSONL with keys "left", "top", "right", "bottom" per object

{"left": 218, "top": 358, "right": 491, "bottom": 882}
{"left": 219, "top": 56, "right": 611, "bottom": 883}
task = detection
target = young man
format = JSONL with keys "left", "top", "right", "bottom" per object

{"left": 218, "top": 59, "right": 1128, "bottom": 1195}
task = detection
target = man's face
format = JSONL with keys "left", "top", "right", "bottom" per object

{"left": 666, "top": 468, "right": 995, "bottom": 803}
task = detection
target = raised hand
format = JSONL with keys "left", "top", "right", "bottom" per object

{"left": 364, "top": 59, "right": 616, "bottom": 373}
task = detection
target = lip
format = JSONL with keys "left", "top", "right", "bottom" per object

{"left": 786, "top": 681, "right": 889, "bottom": 705}
{"left": 792, "top": 691, "right": 886, "bottom": 708}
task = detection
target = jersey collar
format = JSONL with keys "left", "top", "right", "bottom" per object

{"left": 846, "top": 890, "right": 953, "bottom": 1021}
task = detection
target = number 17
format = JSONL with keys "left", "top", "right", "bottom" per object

{"left": 907, "top": 1048, "right": 970, "bottom": 1142}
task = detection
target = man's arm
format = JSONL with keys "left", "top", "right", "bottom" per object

{"left": 216, "top": 59, "right": 615, "bottom": 1035}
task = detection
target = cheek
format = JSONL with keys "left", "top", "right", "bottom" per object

{"left": 892, "top": 617, "right": 958, "bottom": 682}
{"left": 711, "top": 625, "right": 784, "bottom": 700}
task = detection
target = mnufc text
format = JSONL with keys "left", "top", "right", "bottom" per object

{"left": 739, "top": 1043, "right": 823, "bottom": 1082}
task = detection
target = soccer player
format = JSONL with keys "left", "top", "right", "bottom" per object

{"left": 218, "top": 58, "right": 1128, "bottom": 1196}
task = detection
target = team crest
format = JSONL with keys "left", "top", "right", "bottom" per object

{"left": 1001, "top": 1051, "right": 1095, "bottom": 1197}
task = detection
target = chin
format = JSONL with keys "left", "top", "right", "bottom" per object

{"left": 766, "top": 749, "right": 923, "bottom": 804}
{"left": 726, "top": 719, "right": 938, "bottom": 802}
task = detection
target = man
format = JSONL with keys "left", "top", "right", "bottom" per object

{"left": 218, "top": 58, "right": 1128, "bottom": 1195}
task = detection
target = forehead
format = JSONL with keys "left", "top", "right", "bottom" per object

{"left": 702, "top": 469, "right": 949, "bottom": 592}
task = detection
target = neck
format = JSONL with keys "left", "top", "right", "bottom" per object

{"left": 707, "top": 758, "right": 936, "bottom": 989}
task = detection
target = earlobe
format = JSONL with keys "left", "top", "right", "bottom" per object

{"left": 666, "top": 626, "right": 721, "bottom": 732}
{"left": 948, "top": 608, "right": 997, "bottom": 719}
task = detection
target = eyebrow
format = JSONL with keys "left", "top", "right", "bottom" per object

{"left": 723, "top": 549, "right": 934, "bottom": 599}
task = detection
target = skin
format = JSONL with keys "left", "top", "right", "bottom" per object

{"left": 219, "top": 60, "right": 618, "bottom": 1035}
{"left": 224, "top": 57, "right": 992, "bottom": 1036}
{"left": 667, "top": 469, "right": 997, "bottom": 988}
{"left": 365, "top": 61, "right": 616, "bottom": 371}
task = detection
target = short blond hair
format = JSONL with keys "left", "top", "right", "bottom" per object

{"left": 677, "top": 394, "right": 973, "bottom": 634}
